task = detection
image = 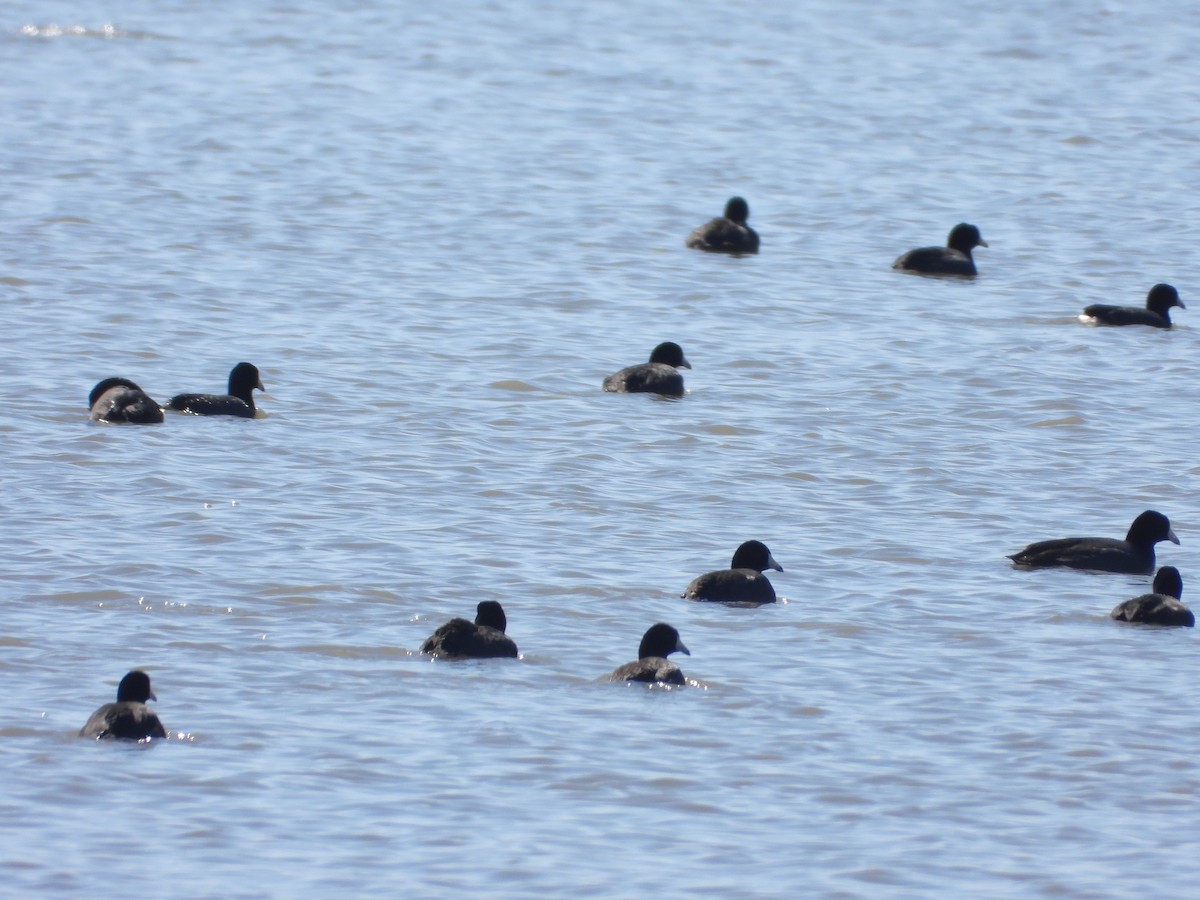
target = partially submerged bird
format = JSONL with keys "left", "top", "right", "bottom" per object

{"left": 80, "top": 670, "right": 167, "bottom": 741}
{"left": 1008, "top": 510, "right": 1179, "bottom": 575}
{"left": 606, "top": 623, "right": 691, "bottom": 685}
{"left": 602, "top": 342, "right": 692, "bottom": 397}
{"left": 682, "top": 539, "right": 783, "bottom": 604}
{"left": 167, "top": 362, "right": 264, "bottom": 418}
{"left": 1110, "top": 566, "right": 1194, "bottom": 627}
{"left": 1080, "top": 283, "right": 1185, "bottom": 329}
{"left": 892, "top": 223, "right": 987, "bottom": 277}
{"left": 420, "top": 600, "right": 519, "bottom": 659}
{"left": 88, "top": 377, "right": 163, "bottom": 424}
{"left": 685, "top": 197, "right": 759, "bottom": 255}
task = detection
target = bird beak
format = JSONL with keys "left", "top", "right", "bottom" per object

{"left": 1169, "top": 529, "right": 1181, "bottom": 545}
{"left": 676, "top": 638, "right": 691, "bottom": 656}
{"left": 979, "top": 239, "right": 989, "bottom": 247}
{"left": 256, "top": 378, "right": 265, "bottom": 391}
{"left": 767, "top": 552, "right": 783, "bottom": 572}
{"left": 680, "top": 357, "right": 692, "bottom": 370}
{"left": 1178, "top": 299, "right": 1187, "bottom": 309}
{"left": 149, "top": 691, "right": 157, "bottom": 702}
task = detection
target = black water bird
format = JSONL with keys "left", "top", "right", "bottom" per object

{"left": 602, "top": 342, "right": 692, "bottom": 397}
{"left": 1008, "top": 510, "right": 1179, "bottom": 575}
{"left": 88, "top": 377, "right": 163, "bottom": 424}
{"left": 892, "top": 223, "right": 987, "bottom": 277}
{"left": 682, "top": 540, "right": 783, "bottom": 604}
{"left": 420, "top": 600, "right": 519, "bottom": 659}
{"left": 1110, "top": 566, "right": 1193, "bottom": 627}
{"left": 1080, "top": 283, "right": 1185, "bottom": 329}
{"left": 80, "top": 670, "right": 166, "bottom": 741}
{"left": 685, "top": 197, "right": 759, "bottom": 255}
{"left": 606, "top": 623, "right": 691, "bottom": 685}
{"left": 168, "top": 362, "right": 264, "bottom": 418}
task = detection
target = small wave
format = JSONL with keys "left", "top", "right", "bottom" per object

{"left": 16, "top": 23, "right": 166, "bottom": 40}
{"left": 489, "top": 379, "right": 541, "bottom": 392}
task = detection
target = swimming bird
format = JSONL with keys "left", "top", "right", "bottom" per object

{"left": 685, "top": 197, "right": 759, "bottom": 254}
{"left": 682, "top": 539, "right": 783, "bottom": 604}
{"left": 606, "top": 623, "right": 691, "bottom": 685}
{"left": 167, "top": 362, "right": 264, "bottom": 418}
{"left": 88, "top": 377, "right": 163, "bottom": 424}
{"left": 892, "top": 223, "right": 988, "bottom": 277}
{"left": 1008, "top": 510, "right": 1179, "bottom": 574}
{"left": 1080, "top": 283, "right": 1185, "bottom": 329}
{"left": 420, "top": 600, "right": 519, "bottom": 659}
{"left": 602, "top": 342, "right": 692, "bottom": 397}
{"left": 80, "top": 670, "right": 167, "bottom": 741}
{"left": 1110, "top": 566, "right": 1194, "bottom": 627}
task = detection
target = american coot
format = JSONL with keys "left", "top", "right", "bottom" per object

{"left": 892, "top": 223, "right": 987, "bottom": 277}
{"left": 606, "top": 623, "right": 691, "bottom": 685}
{"left": 80, "top": 670, "right": 167, "bottom": 741}
{"left": 602, "top": 342, "right": 692, "bottom": 397}
{"left": 88, "top": 377, "right": 164, "bottom": 424}
{"left": 1110, "top": 566, "right": 1194, "bottom": 627}
{"left": 167, "top": 362, "right": 264, "bottom": 418}
{"left": 1080, "top": 283, "right": 1185, "bottom": 329}
{"left": 682, "top": 540, "right": 783, "bottom": 604}
{"left": 420, "top": 600, "right": 519, "bottom": 659}
{"left": 685, "top": 197, "right": 760, "bottom": 255}
{"left": 1008, "top": 510, "right": 1179, "bottom": 575}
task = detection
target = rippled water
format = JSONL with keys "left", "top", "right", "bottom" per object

{"left": 3, "top": 0, "right": 1200, "bottom": 895}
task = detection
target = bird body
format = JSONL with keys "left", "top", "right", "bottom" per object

{"left": 686, "top": 197, "right": 759, "bottom": 254}
{"left": 607, "top": 623, "right": 691, "bottom": 685}
{"left": 168, "top": 362, "right": 264, "bottom": 418}
{"left": 1008, "top": 510, "right": 1179, "bottom": 574}
{"left": 421, "top": 601, "right": 518, "bottom": 659}
{"left": 1111, "top": 566, "right": 1193, "bottom": 626}
{"left": 893, "top": 223, "right": 987, "bottom": 277}
{"left": 88, "top": 378, "right": 163, "bottom": 424}
{"left": 683, "top": 540, "right": 783, "bottom": 604}
{"left": 1081, "top": 283, "right": 1185, "bottom": 329}
{"left": 603, "top": 342, "right": 691, "bottom": 396}
{"left": 80, "top": 670, "right": 166, "bottom": 741}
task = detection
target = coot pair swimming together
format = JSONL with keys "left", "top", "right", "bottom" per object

{"left": 88, "top": 362, "right": 265, "bottom": 423}
{"left": 1011, "top": 510, "right": 1192, "bottom": 626}
{"left": 685, "top": 199, "right": 988, "bottom": 276}
{"left": 419, "top": 603, "right": 691, "bottom": 685}
{"left": 890, "top": 224, "right": 1183, "bottom": 327}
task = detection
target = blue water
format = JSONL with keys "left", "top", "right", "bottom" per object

{"left": 3, "top": 1, "right": 1200, "bottom": 896}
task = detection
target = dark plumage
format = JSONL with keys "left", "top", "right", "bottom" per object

{"left": 602, "top": 342, "right": 692, "bottom": 396}
{"left": 1111, "top": 566, "right": 1194, "bottom": 627}
{"left": 606, "top": 623, "right": 691, "bottom": 685}
{"left": 88, "top": 377, "right": 163, "bottom": 424}
{"left": 420, "top": 600, "right": 519, "bottom": 659}
{"left": 682, "top": 539, "right": 783, "bottom": 604}
{"left": 685, "top": 197, "right": 759, "bottom": 254}
{"left": 80, "top": 670, "right": 166, "bottom": 741}
{"left": 892, "top": 223, "right": 988, "bottom": 276}
{"left": 1081, "top": 283, "right": 1185, "bottom": 329}
{"left": 1008, "top": 510, "right": 1179, "bottom": 575}
{"left": 167, "top": 362, "right": 264, "bottom": 418}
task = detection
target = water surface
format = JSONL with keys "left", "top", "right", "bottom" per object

{"left": 3, "top": 0, "right": 1199, "bottom": 895}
